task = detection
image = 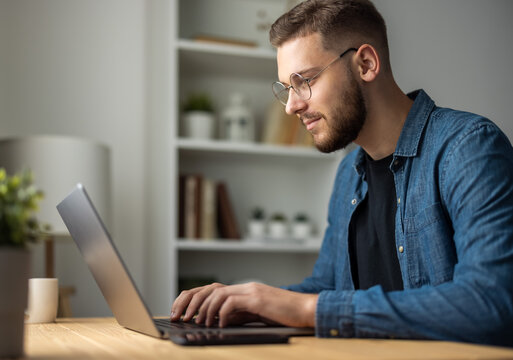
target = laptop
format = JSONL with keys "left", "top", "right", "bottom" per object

{"left": 56, "top": 184, "right": 315, "bottom": 345}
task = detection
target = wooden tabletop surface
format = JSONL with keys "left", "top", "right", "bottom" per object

{"left": 23, "top": 317, "right": 513, "bottom": 359}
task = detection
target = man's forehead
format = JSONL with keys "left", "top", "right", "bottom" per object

{"left": 276, "top": 34, "right": 336, "bottom": 82}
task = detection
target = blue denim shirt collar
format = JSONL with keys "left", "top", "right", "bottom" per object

{"left": 353, "top": 89, "right": 435, "bottom": 175}
{"left": 395, "top": 89, "right": 435, "bottom": 157}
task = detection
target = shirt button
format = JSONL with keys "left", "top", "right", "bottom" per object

{"left": 394, "top": 160, "right": 400, "bottom": 167}
{"left": 397, "top": 197, "right": 401, "bottom": 204}
{"left": 351, "top": 199, "right": 357, "bottom": 205}
{"left": 398, "top": 246, "right": 404, "bottom": 253}
{"left": 330, "top": 329, "right": 339, "bottom": 337}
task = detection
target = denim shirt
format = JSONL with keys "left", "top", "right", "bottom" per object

{"left": 284, "top": 90, "right": 513, "bottom": 347}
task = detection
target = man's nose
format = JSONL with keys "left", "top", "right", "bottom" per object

{"left": 285, "top": 89, "right": 307, "bottom": 116}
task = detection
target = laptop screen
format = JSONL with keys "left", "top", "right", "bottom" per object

{"left": 57, "top": 184, "right": 161, "bottom": 337}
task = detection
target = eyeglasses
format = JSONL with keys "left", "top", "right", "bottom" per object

{"left": 272, "top": 47, "right": 358, "bottom": 106}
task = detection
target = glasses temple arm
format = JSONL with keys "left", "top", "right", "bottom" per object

{"left": 308, "top": 47, "right": 358, "bottom": 83}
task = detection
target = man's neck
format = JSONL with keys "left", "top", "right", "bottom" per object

{"left": 356, "top": 81, "right": 413, "bottom": 160}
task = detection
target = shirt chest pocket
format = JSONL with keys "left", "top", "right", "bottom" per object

{"left": 404, "top": 202, "right": 444, "bottom": 233}
{"left": 403, "top": 203, "right": 456, "bottom": 287}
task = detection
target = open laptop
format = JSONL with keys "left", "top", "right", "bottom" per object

{"left": 56, "top": 184, "right": 314, "bottom": 345}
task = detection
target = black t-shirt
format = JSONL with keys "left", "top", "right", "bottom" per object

{"left": 348, "top": 152, "right": 404, "bottom": 292}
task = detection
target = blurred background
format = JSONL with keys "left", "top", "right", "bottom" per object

{"left": 1, "top": 0, "right": 512, "bottom": 317}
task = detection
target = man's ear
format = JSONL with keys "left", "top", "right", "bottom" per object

{"left": 355, "top": 44, "right": 380, "bottom": 82}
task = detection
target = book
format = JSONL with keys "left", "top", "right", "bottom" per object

{"left": 285, "top": 116, "right": 301, "bottom": 145}
{"left": 200, "top": 178, "right": 217, "bottom": 240}
{"left": 295, "top": 123, "right": 315, "bottom": 147}
{"left": 178, "top": 175, "right": 241, "bottom": 241}
{"left": 262, "top": 100, "right": 288, "bottom": 145}
{"left": 183, "top": 175, "right": 203, "bottom": 239}
{"left": 261, "top": 100, "right": 314, "bottom": 147}
{"left": 216, "top": 182, "right": 241, "bottom": 240}
{"left": 178, "top": 175, "right": 186, "bottom": 238}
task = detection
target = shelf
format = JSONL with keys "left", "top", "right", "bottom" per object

{"left": 176, "top": 238, "right": 321, "bottom": 253}
{"left": 176, "top": 138, "right": 342, "bottom": 161}
{"left": 177, "top": 39, "right": 276, "bottom": 59}
{"left": 177, "top": 39, "right": 277, "bottom": 79}
{"left": 176, "top": 138, "right": 344, "bottom": 166}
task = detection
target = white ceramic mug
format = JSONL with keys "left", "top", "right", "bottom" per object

{"left": 25, "top": 278, "right": 58, "bottom": 324}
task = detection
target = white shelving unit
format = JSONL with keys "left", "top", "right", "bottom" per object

{"left": 146, "top": 0, "right": 346, "bottom": 314}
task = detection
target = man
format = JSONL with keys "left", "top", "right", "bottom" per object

{"left": 171, "top": 0, "right": 513, "bottom": 346}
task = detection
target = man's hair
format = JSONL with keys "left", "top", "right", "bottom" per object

{"left": 270, "top": 0, "right": 390, "bottom": 70}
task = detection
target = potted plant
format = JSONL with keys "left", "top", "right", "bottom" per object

{"left": 291, "top": 212, "right": 312, "bottom": 240}
{"left": 182, "top": 93, "right": 216, "bottom": 140}
{"left": 0, "top": 168, "right": 46, "bottom": 358}
{"left": 247, "top": 207, "right": 266, "bottom": 240}
{"left": 268, "top": 212, "right": 288, "bottom": 240}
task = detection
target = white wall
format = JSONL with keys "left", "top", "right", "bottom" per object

{"left": 374, "top": 0, "right": 513, "bottom": 140}
{"left": 1, "top": 0, "right": 147, "bottom": 316}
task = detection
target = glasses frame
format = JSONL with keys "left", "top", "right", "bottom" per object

{"left": 272, "top": 47, "right": 358, "bottom": 106}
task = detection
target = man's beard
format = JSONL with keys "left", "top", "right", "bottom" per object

{"left": 305, "top": 75, "right": 367, "bottom": 153}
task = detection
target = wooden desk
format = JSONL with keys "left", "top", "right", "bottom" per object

{"left": 24, "top": 318, "right": 513, "bottom": 359}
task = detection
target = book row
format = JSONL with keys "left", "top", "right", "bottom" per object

{"left": 178, "top": 175, "right": 241, "bottom": 240}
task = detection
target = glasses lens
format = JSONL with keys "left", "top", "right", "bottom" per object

{"left": 290, "top": 73, "right": 311, "bottom": 101}
{"left": 272, "top": 82, "right": 289, "bottom": 105}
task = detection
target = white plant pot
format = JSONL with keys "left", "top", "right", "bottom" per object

{"left": 248, "top": 220, "right": 266, "bottom": 239}
{"left": 268, "top": 221, "right": 288, "bottom": 239}
{"left": 183, "top": 111, "right": 215, "bottom": 140}
{"left": 0, "top": 248, "right": 30, "bottom": 358}
{"left": 292, "top": 222, "right": 312, "bottom": 239}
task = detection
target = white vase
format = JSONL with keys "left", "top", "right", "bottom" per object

{"left": 0, "top": 248, "right": 31, "bottom": 358}
{"left": 183, "top": 111, "right": 216, "bottom": 140}
{"left": 220, "top": 93, "right": 255, "bottom": 142}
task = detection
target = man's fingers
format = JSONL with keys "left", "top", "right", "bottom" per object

{"left": 182, "top": 290, "right": 209, "bottom": 322}
{"left": 197, "top": 286, "right": 226, "bottom": 326}
{"left": 195, "top": 292, "right": 214, "bottom": 325}
{"left": 204, "top": 288, "right": 231, "bottom": 327}
{"left": 171, "top": 288, "right": 197, "bottom": 321}
{"left": 170, "top": 283, "right": 225, "bottom": 322}
{"left": 218, "top": 295, "right": 250, "bottom": 328}
{"left": 197, "top": 284, "right": 248, "bottom": 326}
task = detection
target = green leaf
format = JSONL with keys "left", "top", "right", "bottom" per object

{"left": 0, "top": 167, "right": 47, "bottom": 248}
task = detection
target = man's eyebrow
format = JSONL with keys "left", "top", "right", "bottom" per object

{"left": 295, "top": 66, "right": 322, "bottom": 78}
{"left": 277, "top": 66, "right": 320, "bottom": 84}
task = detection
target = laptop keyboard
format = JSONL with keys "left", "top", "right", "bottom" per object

{"left": 154, "top": 318, "right": 215, "bottom": 330}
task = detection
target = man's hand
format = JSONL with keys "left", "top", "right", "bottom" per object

{"left": 170, "top": 282, "right": 318, "bottom": 328}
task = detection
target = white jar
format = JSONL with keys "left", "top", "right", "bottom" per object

{"left": 221, "top": 93, "right": 255, "bottom": 142}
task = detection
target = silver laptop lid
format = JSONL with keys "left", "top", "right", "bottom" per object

{"left": 57, "top": 184, "right": 161, "bottom": 337}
